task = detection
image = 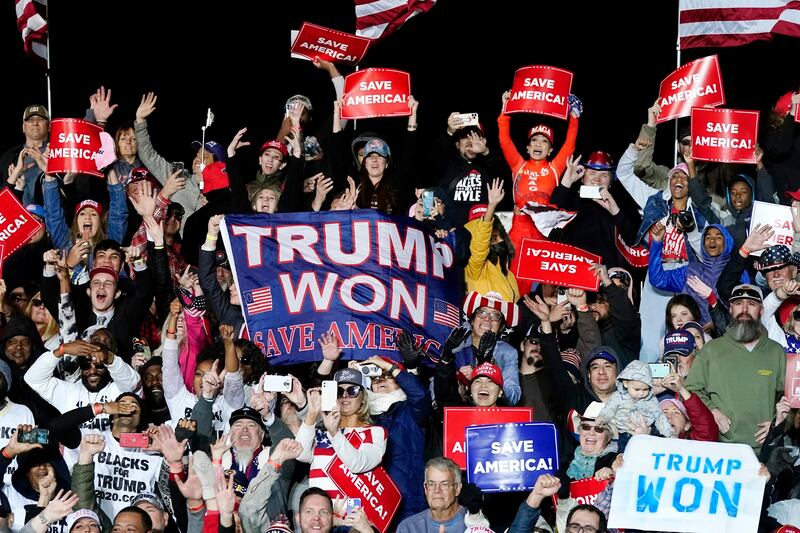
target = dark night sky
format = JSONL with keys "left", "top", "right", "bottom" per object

{"left": 3, "top": 1, "right": 800, "bottom": 171}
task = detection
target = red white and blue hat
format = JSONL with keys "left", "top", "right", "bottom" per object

{"left": 755, "top": 244, "right": 796, "bottom": 272}
{"left": 462, "top": 291, "right": 519, "bottom": 327}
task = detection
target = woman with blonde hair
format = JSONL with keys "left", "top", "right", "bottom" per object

{"left": 296, "top": 367, "right": 388, "bottom": 500}
{"left": 24, "top": 292, "right": 60, "bottom": 351}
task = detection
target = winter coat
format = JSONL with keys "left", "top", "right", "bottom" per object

{"left": 463, "top": 217, "right": 519, "bottom": 302}
{"left": 595, "top": 282, "right": 642, "bottom": 368}
{"left": 597, "top": 360, "right": 676, "bottom": 437}
{"left": 648, "top": 224, "right": 735, "bottom": 324}
{"left": 453, "top": 329, "right": 521, "bottom": 405}
{"left": 371, "top": 371, "right": 430, "bottom": 522}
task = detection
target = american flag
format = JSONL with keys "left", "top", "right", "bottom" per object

{"left": 15, "top": 0, "right": 48, "bottom": 66}
{"left": 679, "top": 0, "right": 800, "bottom": 49}
{"left": 355, "top": 0, "right": 437, "bottom": 40}
{"left": 245, "top": 286, "right": 272, "bottom": 315}
{"left": 433, "top": 299, "right": 460, "bottom": 328}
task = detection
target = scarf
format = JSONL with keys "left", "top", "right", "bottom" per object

{"left": 367, "top": 389, "right": 407, "bottom": 416}
{"left": 566, "top": 441, "right": 616, "bottom": 481}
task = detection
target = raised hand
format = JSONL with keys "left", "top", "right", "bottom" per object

{"left": 474, "top": 331, "right": 497, "bottom": 365}
{"left": 270, "top": 438, "right": 303, "bottom": 464}
{"left": 743, "top": 223, "right": 775, "bottom": 254}
{"left": 527, "top": 473, "right": 561, "bottom": 508}
{"left": 317, "top": 331, "right": 342, "bottom": 361}
{"left": 441, "top": 326, "right": 468, "bottom": 364}
{"left": 215, "top": 474, "right": 236, "bottom": 515}
{"left": 207, "top": 214, "right": 223, "bottom": 236}
{"left": 90, "top": 86, "right": 118, "bottom": 124}
{"left": 487, "top": 177, "right": 504, "bottom": 207}
{"left": 447, "top": 112, "right": 464, "bottom": 135}
{"left": 650, "top": 220, "right": 666, "bottom": 242}
{"left": 522, "top": 294, "right": 551, "bottom": 322}
{"left": 594, "top": 187, "right": 620, "bottom": 215}
{"left": 201, "top": 360, "right": 227, "bottom": 400}
{"left": 561, "top": 154, "right": 584, "bottom": 187}
{"left": 179, "top": 265, "right": 199, "bottom": 290}
{"left": 589, "top": 263, "right": 611, "bottom": 287}
{"left": 227, "top": 127, "right": 251, "bottom": 158}
{"left": 41, "top": 490, "right": 80, "bottom": 525}
{"left": 396, "top": 331, "right": 424, "bottom": 369}
{"left": 210, "top": 433, "right": 231, "bottom": 461}
{"left": 174, "top": 456, "right": 203, "bottom": 501}
{"left": 130, "top": 181, "right": 156, "bottom": 217}
{"left": 136, "top": 92, "right": 158, "bottom": 124}
{"left": 155, "top": 424, "right": 188, "bottom": 463}
{"left": 219, "top": 324, "right": 235, "bottom": 344}
{"left": 567, "top": 288, "right": 587, "bottom": 308}
{"left": 647, "top": 98, "right": 661, "bottom": 127}
{"left": 78, "top": 433, "right": 106, "bottom": 464}
{"left": 161, "top": 169, "right": 187, "bottom": 199}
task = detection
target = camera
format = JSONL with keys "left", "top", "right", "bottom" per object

{"left": 671, "top": 210, "right": 695, "bottom": 233}
{"left": 359, "top": 364, "right": 383, "bottom": 377}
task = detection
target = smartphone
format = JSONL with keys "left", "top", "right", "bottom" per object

{"left": 359, "top": 364, "right": 382, "bottom": 377}
{"left": 422, "top": 190, "right": 434, "bottom": 217}
{"left": 187, "top": 265, "right": 199, "bottom": 276}
{"left": 171, "top": 161, "right": 185, "bottom": 175}
{"left": 662, "top": 354, "right": 678, "bottom": 371}
{"left": 132, "top": 338, "right": 151, "bottom": 361}
{"left": 18, "top": 428, "right": 49, "bottom": 444}
{"left": 557, "top": 287, "right": 571, "bottom": 309}
{"left": 455, "top": 113, "right": 479, "bottom": 127}
{"left": 263, "top": 375, "right": 292, "bottom": 393}
{"left": 321, "top": 380, "right": 338, "bottom": 412}
{"left": 648, "top": 363, "right": 671, "bottom": 380}
{"left": 119, "top": 432, "right": 150, "bottom": 448}
{"left": 579, "top": 185, "right": 603, "bottom": 199}
{"left": 346, "top": 498, "right": 362, "bottom": 516}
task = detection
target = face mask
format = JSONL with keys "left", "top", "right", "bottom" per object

{"left": 491, "top": 242, "right": 508, "bottom": 256}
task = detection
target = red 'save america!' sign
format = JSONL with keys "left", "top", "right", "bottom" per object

{"left": 0, "top": 189, "right": 43, "bottom": 256}
{"left": 516, "top": 239, "right": 600, "bottom": 291}
{"left": 657, "top": 55, "right": 725, "bottom": 123}
{"left": 504, "top": 65, "right": 573, "bottom": 119}
{"left": 341, "top": 69, "right": 411, "bottom": 119}
{"left": 290, "top": 22, "right": 371, "bottom": 65}
{"left": 690, "top": 107, "right": 759, "bottom": 165}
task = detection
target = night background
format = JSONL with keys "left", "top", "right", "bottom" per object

{"left": 3, "top": 1, "right": 800, "bottom": 174}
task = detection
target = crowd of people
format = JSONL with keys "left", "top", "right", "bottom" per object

{"left": 0, "top": 55, "right": 798, "bottom": 533}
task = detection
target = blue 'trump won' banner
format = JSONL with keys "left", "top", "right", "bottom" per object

{"left": 220, "top": 210, "right": 461, "bottom": 365}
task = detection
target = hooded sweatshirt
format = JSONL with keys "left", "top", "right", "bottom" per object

{"left": 648, "top": 223, "right": 735, "bottom": 324}
{"left": 596, "top": 360, "right": 676, "bottom": 438}
{"left": 0, "top": 316, "right": 58, "bottom": 425}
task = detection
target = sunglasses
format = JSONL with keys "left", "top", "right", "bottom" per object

{"left": 679, "top": 139, "right": 692, "bottom": 146}
{"left": 168, "top": 212, "right": 184, "bottom": 221}
{"left": 579, "top": 422, "right": 607, "bottom": 434}
{"left": 337, "top": 385, "right": 362, "bottom": 398}
{"left": 371, "top": 374, "right": 395, "bottom": 384}
{"left": 794, "top": 310, "right": 800, "bottom": 321}
{"left": 78, "top": 358, "right": 106, "bottom": 371}
{"left": 31, "top": 299, "right": 44, "bottom": 308}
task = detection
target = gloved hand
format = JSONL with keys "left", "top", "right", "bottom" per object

{"left": 191, "top": 451, "right": 217, "bottom": 501}
{"left": 441, "top": 327, "right": 468, "bottom": 365}
{"left": 766, "top": 446, "right": 797, "bottom": 478}
{"left": 458, "top": 482, "right": 483, "bottom": 515}
{"left": 475, "top": 331, "right": 497, "bottom": 365}
{"left": 568, "top": 94, "right": 583, "bottom": 118}
{"left": 397, "top": 331, "right": 424, "bottom": 369}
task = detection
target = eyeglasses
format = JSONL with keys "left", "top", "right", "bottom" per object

{"left": 337, "top": 385, "right": 362, "bottom": 398}
{"left": 524, "top": 337, "right": 540, "bottom": 345}
{"left": 9, "top": 294, "right": 28, "bottom": 302}
{"left": 78, "top": 358, "right": 106, "bottom": 371}
{"left": 371, "top": 374, "right": 395, "bottom": 384}
{"left": 475, "top": 309, "right": 503, "bottom": 322}
{"left": 31, "top": 299, "right": 44, "bottom": 308}
{"left": 423, "top": 480, "right": 457, "bottom": 491}
{"left": 566, "top": 524, "right": 599, "bottom": 533}
{"left": 679, "top": 139, "right": 692, "bottom": 147}
{"left": 579, "top": 423, "right": 607, "bottom": 434}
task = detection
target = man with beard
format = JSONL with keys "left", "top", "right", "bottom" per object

{"left": 140, "top": 358, "right": 170, "bottom": 426}
{"left": 70, "top": 395, "right": 163, "bottom": 527}
{"left": 0, "top": 315, "right": 59, "bottom": 424}
{"left": 686, "top": 284, "right": 786, "bottom": 452}
{"left": 24, "top": 332, "right": 141, "bottom": 432}
{"left": 518, "top": 329, "right": 554, "bottom": 422}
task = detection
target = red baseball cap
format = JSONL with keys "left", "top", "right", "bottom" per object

{"left": 470, "top": 362, "right": 504, "bottom": 386}
{"left": 74, "top": 199, "right": 103, "bottom": 217}
{"left": 786, "top": 188, "right": 800, "bottom": 202}
{"left": 202, "top": 162, "right": 230, "bottom": 194}
{"left": 89, "top": 266, "right": 119, "bottom": 283}
{"left": 259, "top": 140, "right": 289, "bottom": 160}
{"left": 468, "top": 204, "right": 488, "bottom": 222}
{"left": 528, "top": 125, "right": 554, "bottom": 144}
{"left": 774, "top": 91, "right": 795, "bottom": 118}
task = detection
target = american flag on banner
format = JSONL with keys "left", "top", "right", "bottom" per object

{"left": 679, "top": 0, "right": 800, "bottom": 49}
{"left": 355, "top": 0, "right": 437, "bottom": 40}
{"left": 433, "top": 299, "right": 460, "bottom": 328}
{"left": 15, "top": 0, "right": 48, "bottom": 65}
{"left": 245, "top": 286, "right": 272, "bottom": 315}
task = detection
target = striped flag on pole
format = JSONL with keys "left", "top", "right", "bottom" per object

{"left": 15, "top": 0, "right": 48, "bottom": 65}
{"left": 433, "top": 299, "right": 461, "bottom": 328}
{"left": 355, "top": 0, "right": 437, "bottom": 40}
{"left": 679, "top": 0, "right": 800, "bottom": 49}
{"left": 245, "top": 286, "right": 273, "bottom": 315}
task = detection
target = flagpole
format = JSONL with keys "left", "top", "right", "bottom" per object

{"left": 675, "top": 2, "right": 681, "bottom": 167}
{"left": 45, "top": 0, "right": 51, "bottom": 114}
